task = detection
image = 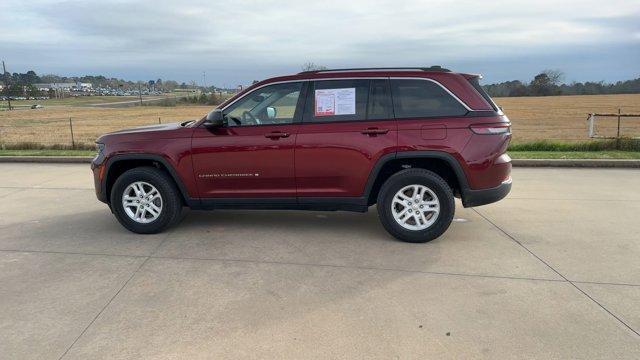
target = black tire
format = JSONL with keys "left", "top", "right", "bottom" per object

{"left": 377, "top": 169, "right": 455, "bottom": 243}
{"left": 110, "top": 167, "right": 183, "bottom": 234}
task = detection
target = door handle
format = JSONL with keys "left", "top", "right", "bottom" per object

{"left": 361, "top": 128, "right": 389, "bottom": 135}
{"left": 265, "top": 131, "right": 290, "bottom": 139}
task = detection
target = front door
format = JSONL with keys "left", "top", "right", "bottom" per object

{"left": 295, "top": 78, "right": 397, "bottom": 197}
{"left": 192, "top": 81, "right": 305, "bottom": 198}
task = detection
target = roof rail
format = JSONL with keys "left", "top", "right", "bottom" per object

{"left": 298, "top": 66, "right": 451, "bottom": 74}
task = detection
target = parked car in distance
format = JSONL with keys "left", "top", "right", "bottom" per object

{"left": 92, "top": 66, "right": 512, "bottom": 243}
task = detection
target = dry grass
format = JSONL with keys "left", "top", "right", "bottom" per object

{"left": 494, "top": 94, "right": 640, "bottom": 143}
{"left": 0, "top": 105, "right": 211, "bottom": 148}
{"left": 1, "top": 94, "right": 639, "bottom": 148}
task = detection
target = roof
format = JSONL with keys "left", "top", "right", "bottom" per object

{"left": 298, "top": 66, "right": 451, "bottom": 75}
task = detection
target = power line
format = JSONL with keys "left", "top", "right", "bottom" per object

{"left": 2, "top": 60, "right": 12, "bottom": 110}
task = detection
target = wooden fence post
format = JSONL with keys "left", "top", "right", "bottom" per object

{"left": 69, "top": 117, "right": 75, "bottom": 149}
{"left": 616, "top": 109, "right": 621, "bottom": 150}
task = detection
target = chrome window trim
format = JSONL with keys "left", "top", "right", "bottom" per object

{"left": 313, "top": 69, "right": 427, "bottom": 73}
{"left": 220, "top": 76, "right": 473, "bottom": 112}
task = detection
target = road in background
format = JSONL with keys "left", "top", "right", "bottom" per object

{"left": 0, "top": 165, "right": 638, "bottom": 359}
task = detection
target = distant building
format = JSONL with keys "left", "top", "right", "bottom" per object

{"left": 33, "top": 82, "right": 93, "bottom": 91}
{"left": 34, "top": 82, "right": 75, "bottom": 91}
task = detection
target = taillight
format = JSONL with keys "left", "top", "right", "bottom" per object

{"left": 470, "top": 123, "right": 511, "bottom": 135}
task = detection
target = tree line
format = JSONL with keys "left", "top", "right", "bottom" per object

{"left": 3, "top": 68, "right": 640, "bottom": 98}
{"left": 482, "top": 70, "right": 640, "bottom": 97}
{"left": 0, "top": 70, "right": 193, "bottom": 92}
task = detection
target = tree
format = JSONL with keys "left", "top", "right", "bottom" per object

{"left": 542, "top": 69, "right": 564, "bottom": 85}
{"left": 26, "top": 84, "right": 41, "bottom": 97}
{"left": 301, "top": 62, "right": 328, "bottom": 71}
{"left": 529, "top": 73, "right": 556, "bottom": 96}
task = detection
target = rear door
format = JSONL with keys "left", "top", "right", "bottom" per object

{"left": 295, "top": 78, "right": 397, "bottom": 198}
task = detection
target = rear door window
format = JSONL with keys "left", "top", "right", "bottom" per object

{"left": 303, "top": 79, "right": 370, "bottom": 122}
{"left": 390, "top": 79, "right": 468, "bottom": 118}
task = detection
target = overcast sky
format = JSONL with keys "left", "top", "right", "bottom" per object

{"left": 1, "top": 0, "right": 639, "bottom": 86}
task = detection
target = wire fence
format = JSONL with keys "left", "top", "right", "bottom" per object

{"left": 0, "top": 110, "right": 639, "bottom": 150}
{"left": 0, "top": 103, "right": 213, "bottom": 150}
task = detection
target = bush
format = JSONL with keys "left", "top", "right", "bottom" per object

{"left": 509, "top": 139, "right": 640, "bottom": 152}
{"left": 176, "top": 93, "right": 223, "bottom": 106}
{"left": 0, "top": 142, "right": 95, "bottom": 151}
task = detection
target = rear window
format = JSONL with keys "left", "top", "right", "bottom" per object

{"left": 390, "top": 79, "right": 468, "bottom": 118}
{"left": 468, "top": 76, "right": 499, "bottom": 111}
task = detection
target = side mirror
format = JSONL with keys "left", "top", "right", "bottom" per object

{"left": 266, "top": 106, "right": 277, "bottom": 119}
{"left": 203, "top": 109, "right": 226, "bottom": 128}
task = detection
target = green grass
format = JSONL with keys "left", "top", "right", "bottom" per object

{"left": 0, "top": 149, "right": 94, "bottom": 156}
{"left": 2, "top": 149, "right": 638, "bottom": 160}
{"left": 509, "top": 139, "right": 640, "bottom": 152}
{"left": 509, "top": 151, "right": 640, "bottom": 159}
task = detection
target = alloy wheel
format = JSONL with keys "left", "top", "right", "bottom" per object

{"left": 122, "top": 181, "right": 163, "bottom": 224}
{"left": 391, "top": 184, "right": 440, "bottom": 231}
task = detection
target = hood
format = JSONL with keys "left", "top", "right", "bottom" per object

{"left": 96, "top": 121, "right": 195, "bottom": 144}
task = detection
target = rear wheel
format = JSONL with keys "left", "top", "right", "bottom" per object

{"left": 110, "top": 167, "right": 183, "bottom": 234}
{"left": 377, "top": 169, "right": 454, "bottom": 243}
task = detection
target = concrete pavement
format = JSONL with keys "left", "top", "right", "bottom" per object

{"left": 0, "top": 164, "right": 638, "bottom": 359}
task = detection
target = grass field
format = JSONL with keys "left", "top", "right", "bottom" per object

{"left": 1, "top": 93, "right": 639, "bottom": 149}
{"left": 0, "top": 95, "right": 184, "bottom": 107}
{"left": 0, "top": 105, "right": 211, "bottom": 148}
{"left": 507, "top": 151, "right": 640, "bottom": 159}
{"left": 494, "top": 94, "right": 640, "bottom": 142}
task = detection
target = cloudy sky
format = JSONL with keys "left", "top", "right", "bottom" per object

{"left": 1, "top": 0, "right": 639, "bottom": 86}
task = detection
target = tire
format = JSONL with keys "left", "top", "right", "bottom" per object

{"left": 110, "top": 167, "right": 183, "bottom": 234}
{"left": 377, "top": 168, "right": 454, "bottom": 243}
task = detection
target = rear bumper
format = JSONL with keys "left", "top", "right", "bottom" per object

{"left": 462, "top": 177, "right": 512, "bottom": 207}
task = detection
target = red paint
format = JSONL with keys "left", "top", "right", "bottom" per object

{"left": 94, "top": 68, "right": 511, "bottom": 206}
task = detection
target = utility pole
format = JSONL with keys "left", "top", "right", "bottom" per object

{"left": 2, "top": 60, "right": 12, "bottom": 110}
{"left": 138, "top": 83, "right": 143, "bottom": 106}
{"left": 202, "top": 71, "right": 206, "bottom": 89}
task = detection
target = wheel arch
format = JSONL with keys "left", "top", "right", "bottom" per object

{"left": 365, "top": 151, "right": 470, "bottom": 206}
{"left": 103, "top": 154, "right": 191, "bottom": 206}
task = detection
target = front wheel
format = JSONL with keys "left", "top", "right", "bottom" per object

{"left": 110, "top": 167, "right": 183, "bottom": 234}
{"left": 377, "top": 169, "right": 455, "bottom": 243}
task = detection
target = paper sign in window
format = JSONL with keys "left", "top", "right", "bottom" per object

{"left": 315, "top": 88, "right": 356, "bottom": 116}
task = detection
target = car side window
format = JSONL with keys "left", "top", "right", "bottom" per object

{"left": 223, "top": 82, "right": 303, "bottom": 126}
{"left": 303, "top": 79, "right": 370, "bottom": 122}
{"left": 390, "top": 79, "right": 468, "bottom": 118}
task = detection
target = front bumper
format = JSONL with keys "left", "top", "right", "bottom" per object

{"left": 91, "top": 157, "right": 108, "bottom": 203}
{"left": 462, "top": 177, "right": 512, "bottom": 208}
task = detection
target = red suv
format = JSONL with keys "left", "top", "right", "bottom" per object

{"left": 92, "top": 66, "right": 511, "bottom": 243}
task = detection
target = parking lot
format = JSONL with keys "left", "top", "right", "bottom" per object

{"left": 0, "top": 163, "right": 638, "bottom": 359}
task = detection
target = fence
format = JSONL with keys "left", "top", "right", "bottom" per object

{"left": 1, "top": 105, "right": 640, "bottom": 149}
{"left": 0, "top": 116, "right": 169, "bottom": 150}
{"left": 588, "top": 110, "right": 640, "bottom": 139}
{"left": 0, "top": 101, "right": 216, "bottom": 150}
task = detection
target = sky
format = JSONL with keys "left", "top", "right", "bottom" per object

{"left": 1, "top": 0, "right": 639, "bottom": 87}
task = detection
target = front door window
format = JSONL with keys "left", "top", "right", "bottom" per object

{"left": 224, "top": 82, "right": 303, "bottom": 126}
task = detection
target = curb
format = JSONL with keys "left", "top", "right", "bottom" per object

{"left": 511, "top": 159, "right": 640, "bottom": 168}
{"left": 0, "top": 156, "right": 93, "bottom": 163}
{"left": 1, "top": 156, "right": 639, "bottom": 168}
